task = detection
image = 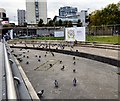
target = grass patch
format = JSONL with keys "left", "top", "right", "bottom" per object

{"left": 86, "top": 35, "right": 120, "bottom": 44}
{"left": 13, "top": 35, "right": 120, "bottom": 44}
{"left": 32, "top": 37, "right": 64, "bottom": 40}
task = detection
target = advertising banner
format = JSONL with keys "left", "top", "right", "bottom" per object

{"left": 54, "top": 31, "right": 64, "bottom": 37}
{"left": 65, "top": 27, "right": 86, "bottom": 41}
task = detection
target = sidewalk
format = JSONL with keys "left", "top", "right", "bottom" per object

{"left": 0, "top": 42, "right": 3, "bottom": 100}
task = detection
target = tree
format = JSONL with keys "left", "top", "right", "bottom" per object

{"left": 38, "top": 19, "right": 44, "bottom": 27}
{"left": 58, "top": 19, "right": 63, "bottom": 26}
{"left": 63, "top": 21, "right": 68, "bottom": 27}
{"left": 77, "top": 19, "right": 82, "bottom": 27}
{"left": 89, "top": 2, "right": 120, "bottom": 26}
{"left": 68, "top": 21, "right": 73, "bottom": 27}
{"left": 48, "top": 20, "right": 54, "bottom": 26}
{"left": 55, "top": 21, "right": 59, "bottom": 26}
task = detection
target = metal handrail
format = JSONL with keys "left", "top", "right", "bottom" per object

{"left": 4, "top": 42, "right": 17, "bottom": 99}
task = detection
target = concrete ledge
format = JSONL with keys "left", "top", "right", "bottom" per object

{"left": 10, "top": 46, "right": 120, "bottom": 67}
{"left": 14, "top": 54, "right": 40, "bottom": 100}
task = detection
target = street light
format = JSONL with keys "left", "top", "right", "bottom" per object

{"left": 0, "top": 19, "right": 3, "bottom": 41}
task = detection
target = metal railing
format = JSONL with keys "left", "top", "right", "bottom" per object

{"left": 4, "top": 41, "right": 17, "bottom": 99}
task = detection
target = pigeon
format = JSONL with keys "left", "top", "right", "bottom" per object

{"left": 26, "top": 61, "right": 29, "bottom": 64}
{"left": 73, "top": 57, "right": 75, "bottom": 60}
{"left": 35, "top": 55, "right": 37, "bottom": 57}
{"left": 60, "top": 61, "right": 62, "bottom": 64}
{"left": 37, "top": 90, "right": 44, "bottom": 98}
{"left": 19, "top": 54, "right": 22, "bottom": 56}
{"left": 61, "top": 66, "right": 65, "bottom": 71}
{"left": 73, "top": 78, "right": 77, "bottom": 86}
{"left": 76, "top": 50, "right": 78, "bottom": 52}
{"left": 49, "top": 64, "right": 53, "bottom": 67}
{"left": 27, "top": 56, "right": 29, "bottom": 58}
{"left": 51, "top": 52, "right": 54, "bottom": 56}
{"left": 39, "top": 56, "right": 41, "bottom": 58}
{"left": 11, "top": 50, "right": 14, "bottom": 53}
{"left": 73, "top": 61, "right": 76, "bottom": 65}
{"left": 17, "top": 58, "right": 22, "bottom": 62}
{"left": 13, "top": 54, "right": 17, "bottom": 57}
{"left": 45, "top": 54, "right": 46, "bottom": 57}
{"left": 73, "top": 69, "right": 76, "bottom": 73}
{"left": 23, "top": 52, "right": 26, "bottom": 54}
{"left": 20, "top": 48, "right": 22, "bottom": 51}
{"left": 54, "top": 80, "right": 58, "bottom": 88}
{"left": 38, "top": 59, "right": 40, "bottom": 62}
{"left": 23, "top": 55, "right": 25, "bottom": 58}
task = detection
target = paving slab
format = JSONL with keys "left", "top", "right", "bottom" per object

{"left": 12, "top": 48, "right": 118, "bottom": 99}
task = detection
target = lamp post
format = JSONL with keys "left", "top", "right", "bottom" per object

{"left": 0, "top": 18, "right": 3, "bottom": 41}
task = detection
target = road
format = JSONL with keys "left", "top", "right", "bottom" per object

{"left": 12, "top": 48, "right": 118, "bottom": 99}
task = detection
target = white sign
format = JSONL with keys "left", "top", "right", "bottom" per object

{"left": 65, "top": 27, "right": 86, "bottom": 41}
{"left": 54, "top": 31, "right": 64, "bottom": 37}
{"left": 10, "top": 29, "right": 13, "bottom": 39}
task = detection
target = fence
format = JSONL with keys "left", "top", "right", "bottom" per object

{"left": 87, "top": 24, "right": 120, "bottom": 36}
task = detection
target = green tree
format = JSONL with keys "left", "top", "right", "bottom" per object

{"left": 63, "top": 21, "right": 68, "bottom": 27}
{"left": 77, "top": 19, "right": 82, "bottom": 27}
{"left": 38, "top": 19, "right": 44, "bottom": 27}
{"left": 89, "top": 2, "right": 120, "bottom": 26}
{"left": 68, "top": 21, "right": 73, "bottom": 27}
{"left": 48, "top": 20, "right": 54, "bottom": 26}
{"left": 58, "top": 19, "right": 63, "bottom": 26}
{"left": 55, "top": 21, "right": 59, "bottom": 26}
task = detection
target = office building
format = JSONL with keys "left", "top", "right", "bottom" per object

{"left": 54, "top": 10, "right": 88, "bottom": 27}
{"left": 26, "top": 0, "right": 47, "bottom": 24}
{"left": 0, "top": 8, "right": 6, "bottom": 18}
{"left": 17, "top": 9, "right": 26, "bottom": 26}
{"left": 0, "top": 8, "right": 9, "bottom": 25}
{"left": 59, "top": 6, "right": 77, "bottom": 17}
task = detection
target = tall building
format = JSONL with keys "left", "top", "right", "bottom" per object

{"left": 77, "top": 10, "right": 88, "bottom": 27}
{"left": 0, "top": 8, "right": 6, "bottom": 18}
{"left": 17, "top": 9, "right": 26, "bottom": 26}
{"left": 26, "top": 0, "right": 47, "bottom": 24}
{"left": 54, "top": 10, "right": 88, "bottom": 27}
{"left": 59, "top": 6, "right": 77, "bottom": 17}
{"left": 0, "top": 8, "right": 9, "bottom": 25}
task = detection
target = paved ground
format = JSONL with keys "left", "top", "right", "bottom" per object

{"left": 10, "top": 43, "right": 119, "bottom": 60}
{"left": 0, "top": 42, "right": 2, "bottom": 101}
{"left": 12, "top": 48, "right": 118, "bottom": 99}
{"left": 0, "top": 42, "right": 4, "bottom": 100}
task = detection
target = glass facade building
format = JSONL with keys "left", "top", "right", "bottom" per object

{"left": 59, "top": 6, "right": 77, "bottom": 17}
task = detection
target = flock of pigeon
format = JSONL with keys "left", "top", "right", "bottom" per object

{"left": 11, "top": 43, "right": 78, "bottom": 98}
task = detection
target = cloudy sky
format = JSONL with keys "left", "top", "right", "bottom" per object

{"left": 0, "top": 0, "right": 119, "bottom": 24}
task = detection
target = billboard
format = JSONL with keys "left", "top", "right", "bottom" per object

{"left": 54, "top": 31, "right": 64, "bottom": 37}
{"left": 65, "top": 27, "right": 86, "bottom": 41}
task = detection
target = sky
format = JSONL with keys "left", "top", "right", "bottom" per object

{"left": 0, "top": 0, "right": 119, "bottom": 24}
